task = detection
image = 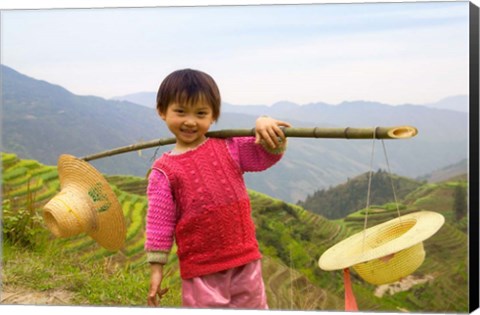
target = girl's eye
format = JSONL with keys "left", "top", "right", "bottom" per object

{"left": 174, "top": 109, "right": 184, "bottom": 114}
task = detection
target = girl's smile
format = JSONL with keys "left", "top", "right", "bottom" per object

{"left": 159, "top": 101, "right": 214, "bottom": 153}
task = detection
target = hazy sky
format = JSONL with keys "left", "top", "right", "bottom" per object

{"left": 1, "top": 0, "right": 471, "bottom": 106}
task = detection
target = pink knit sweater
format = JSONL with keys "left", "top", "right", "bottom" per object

{"left": 145, "top": 137, "right": 285, "bottom": 277}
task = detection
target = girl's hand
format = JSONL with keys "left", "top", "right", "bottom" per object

{"left": 255, "top": 116, "right": 291, "bottom": 149}
{"left": 147, "top": 263, "right": 169, "bottom": 306}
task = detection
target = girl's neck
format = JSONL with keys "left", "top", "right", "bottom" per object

{"left": 172, "top": 136, "right": 208, "bottom": 155}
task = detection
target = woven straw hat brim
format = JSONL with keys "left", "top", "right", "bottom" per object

{"left": 56, "top": 154, "right": 126, "bottom": 251}
{"left": 318, "top": 210, "right": 444, "bottom": 271}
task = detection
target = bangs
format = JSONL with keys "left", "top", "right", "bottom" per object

{"left": 175, "top": 89, "right": 209, "bottom": 108}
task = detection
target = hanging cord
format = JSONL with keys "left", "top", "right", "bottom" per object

{"left": 345, "top": 131, "right": 403, "bottom": 312}
{"left": 342, "top": 131, "right": 376, "bottom": 312}
{"left": 381, "top": 139, "right": 403, "bottom": 220}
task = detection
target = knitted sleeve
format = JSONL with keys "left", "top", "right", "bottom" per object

{"left": 227, "top": 137, "right": 286, "bottom": 172}
{"left": 144, "top": 168, "right": 176, "bottom": 264}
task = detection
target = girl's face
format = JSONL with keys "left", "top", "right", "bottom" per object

{"left": 160, "top": 101, "right": 214, "bottom": 152}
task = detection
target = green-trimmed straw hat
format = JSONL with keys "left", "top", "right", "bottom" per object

{"left": 319, "top": 210, "right": 444, "bottom": 285}
{"left": 43, "top": 154, "right": 126, "bottom": 251}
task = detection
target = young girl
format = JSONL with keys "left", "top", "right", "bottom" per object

{"left": 145, "top": 69, "right": 290, "bottom": 308}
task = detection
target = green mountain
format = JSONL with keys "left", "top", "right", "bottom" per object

{"left": 1, "top": 153, "right": 468, "bottom": 312}
{"left": 298, "top": 169, "right": 424, "bottom": 219}
{"left": 1, "top": 65, "right": 170, "bottom": 176}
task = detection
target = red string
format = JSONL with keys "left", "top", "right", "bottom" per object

{"left": 344, "top": 268, "right": 359, "bottom": 311}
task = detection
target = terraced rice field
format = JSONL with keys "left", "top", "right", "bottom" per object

{"left": 1, "top": 152, "right": 469, "bottom": 312}
{"left": 1, "top": 153, "right": 151, "bottom": 268}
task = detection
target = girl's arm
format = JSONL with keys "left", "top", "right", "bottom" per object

{"left": 227, "top": 116, "right": 291, "bottom": 172}
{"left": 145, "top": 169, "right": 176, "bottom": 306}
{"left": 145, "top": 169, "right": 176, "bottom": 260}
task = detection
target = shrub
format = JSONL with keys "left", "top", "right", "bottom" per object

{"left": 2, "top": 185, "right": 49, "bottom": 250}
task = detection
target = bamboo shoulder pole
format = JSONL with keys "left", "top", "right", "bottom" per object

{"left": 81, "top": 125, "right": 417, "bottom": 161}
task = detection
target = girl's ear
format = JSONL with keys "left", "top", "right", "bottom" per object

{"left": 158, "top": 108, "right": 166, "bottom": 121}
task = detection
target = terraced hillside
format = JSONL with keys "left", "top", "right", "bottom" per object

{"left": 2, "top": 153, "right": 144, "bottom": 265}
{"left": 1, "top": 152, "right": 469, "bottom": 312}
{"left": 342, "top": 196, "right": 468, "bottom": 312}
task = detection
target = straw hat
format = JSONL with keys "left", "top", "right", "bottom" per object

{"left": 319, "top": 210, "right": 444, "bottom": 285}
{"left": 43, "top": 154, "right": 126, "bottom": 251}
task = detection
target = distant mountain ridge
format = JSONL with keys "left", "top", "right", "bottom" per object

{"left": 2, "top": 64, "right": 469, "bottom": 202}
{"left": 113, "top": 91, "right": 469, "bottom": 113}
{"left": 111, "top": 92, "right": 157, "bottom": 109}
{"left": 423, "top": 95, "right": 469, "bottom": 112}
{"left": 417, "top": 159, "right": 468, "bottom": 183}
{"left": 113, "top": 92, "right": 469, "bottom": 142}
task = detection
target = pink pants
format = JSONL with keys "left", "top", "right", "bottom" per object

{"left": 182, "top": 259, "right": 268, "bottom": 309}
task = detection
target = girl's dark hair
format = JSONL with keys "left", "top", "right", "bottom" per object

{"left": 156, "top": 69, "right": 221, "bottom": 121}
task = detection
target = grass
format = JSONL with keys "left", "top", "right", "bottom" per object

{"left": 2, "top": 241, "right": 182, "bottom": 307}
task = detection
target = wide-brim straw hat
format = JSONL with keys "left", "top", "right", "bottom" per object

{"left": 43, "top": 154, "right": 126, "bottom": 251}
{"left": 319, "top": 210, "right": 444, "bottom": 285}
